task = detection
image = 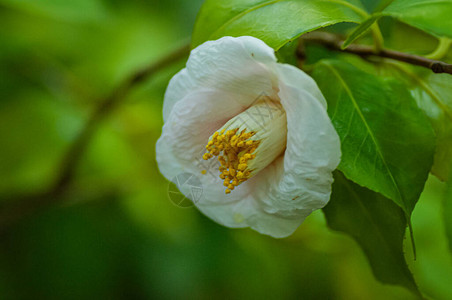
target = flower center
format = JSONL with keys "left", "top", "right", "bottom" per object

{"left": 202, "top": 98, "right": 287, "bottom": 194}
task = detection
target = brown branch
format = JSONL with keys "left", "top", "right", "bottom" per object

{"left": 301, "top": 31, "right": 452, "bottom": 75}
{"left": 0, "top": 43, "right": 190, "bottom": 232}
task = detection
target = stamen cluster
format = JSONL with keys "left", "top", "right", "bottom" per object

{"left": 202, "top": 128, "right": 260, "bottom": 194}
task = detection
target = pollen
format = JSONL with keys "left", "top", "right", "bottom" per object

{"left": 202, "top": 128, "right": 260, "bottom": 194}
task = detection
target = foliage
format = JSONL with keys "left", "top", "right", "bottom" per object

{"left": 192, "top": 0, "right": 452, "bottom": 296}
{"left": 445, "top": 170, "right": 452, "bottom": 253}
{"left": 312, "top": 60, "right": 435, "bottom": 217}
{"left": 1, "top": 0, "right": 452, "bottom": 299}
{"left": 382, "top": 0, "right": 452, "bottom": 38}
{"left": 324, "top": 172, "right": 419, "bottom": 295}
{"left": 192, "top": 0, "right": 365, "bottom": 49}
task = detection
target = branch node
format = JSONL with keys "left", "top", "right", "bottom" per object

{"left": 431, "top": 62, "right": 445, "bottom": 73}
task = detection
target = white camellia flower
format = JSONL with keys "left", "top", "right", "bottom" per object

{"left": 156, "top": 36, "right": 341, "bottom": 238}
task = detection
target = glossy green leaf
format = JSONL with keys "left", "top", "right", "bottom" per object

{"left": 342, "top": 14, "right": 381, "bottom": 49}
{"left": 374, "top": 0, "right": 396, "bottom": 12}
{"left": 330, "top": 59, "right": 452, "bottom": 181}
{"left": 312, "top": 60, "right": 435, "bottom": 215}
{"left": 367, "top": 63, "right": 452, "bottom": 182}
{"left": 323, "top": 172, "right": 420, "bottom": 294}
{"left": 383, "top": 0, "right": 452, "bottom": 38}
{"left": 329, "top": 58, "right": 452, "bottom": 181}
{"left": 409, "top": 73, "right": 452, "bottom": 182}
{"left": 192, "top": 0, "right": 365, "bottom": 49}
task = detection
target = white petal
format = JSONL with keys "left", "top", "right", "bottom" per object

{"left": 192, "top": 162, "right": 311, "bottom": 238}
{"left": 163, "top": 69, "right": 195, "bottom": 122}
{"left": 162, "top": 36, "right": 278, "bottom": 122}
{"left": 187, "top": 36, "right": 278, "bottom": 95}
{"left": 158, "top": 89, "right": 308, "bottom": 238}
{"left": 276, "top": 63, "right": 328, "bottom": 109}
{"left": 157, "top": 37, "right": 341, "bottom": 239}
{"left": 206, "top": 65, "right": 340, "bottom": 238}
{"left": 195, "top": 192, "right": 311, "bottom": 238}
{"left": 157, "top": 89, "right": 249, "bottom": 181}
{"left": 255, "top": 64, "right": 341, "bottom": 216}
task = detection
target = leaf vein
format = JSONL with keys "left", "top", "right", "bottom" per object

{"left": 322, "top": 62, "right": 407, "bottom": 211}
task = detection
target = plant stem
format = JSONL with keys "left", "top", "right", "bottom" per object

{"left": 426, "top": 37, "right": 452, "bottom": 60}
{"left": 370, "top": 23, "right": 384, "bottom": 53}
{"left": 302, "top": 31, "right": 452, "bottom": 76}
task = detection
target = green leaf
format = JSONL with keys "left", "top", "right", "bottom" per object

{"left": 311, "top": 60, "right": 435, "bottom": 216}
{"left": 192, "top": 0, "right": 365, "bottom": 50}
{"left": 323, "top": 171, "right": 420, "bottom": 294}
{"left": 324, "top": 58, "right": 452, "bottom": 181}
{"left": 275, "top": 39, "right": 299, "bottom": 66}
{"left": 445, "top": 170, "right": 452, "bottom": 253}
{"left": 409, "top": 73, "right": 452, "bottom": 182}
{"left": 342, "top": 14, "right": 381, "bottom": 49}
{"left": 382, "top": 0, "right": 452, "bottom": 38}
{"left": 370, "top": 63, "right": 452, "bottom": 182}
{"left": 374, "top": 0, "right": 396, "bottom": 12}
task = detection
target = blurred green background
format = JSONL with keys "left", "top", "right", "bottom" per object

{"left": 0, "top": 0, "right": 451, "bottom": 299}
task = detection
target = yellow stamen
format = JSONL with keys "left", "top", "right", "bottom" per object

{"left": 203, "top": 127, "right": 259, "bottom": 194}
{"left": 202, "top": 98, "right": 287, "bottom": 195}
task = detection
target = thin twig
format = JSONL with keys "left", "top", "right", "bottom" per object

{"left": 0, "top": 43, "right": 190, "bottom": 231}
{"left": 302, "top": 31, "right": 452, "bottom": 75}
